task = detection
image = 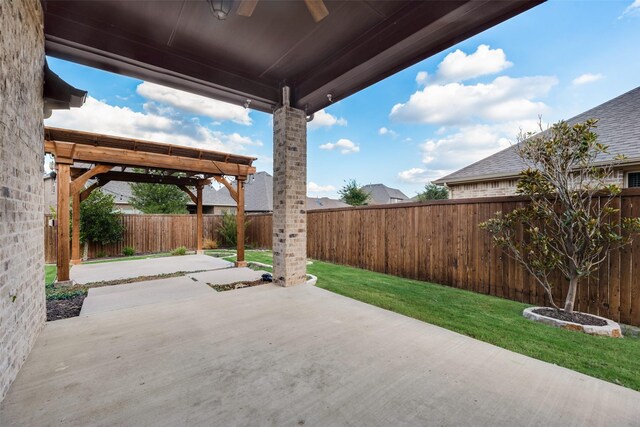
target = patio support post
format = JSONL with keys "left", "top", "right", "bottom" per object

{"left": 56, "top": 162, "right": 72, "bottom": 283}
{"left": 71, "top": 192, "right": 81, "bottom": 265}
{"left": 236, "top": 179, "right": 247, "bottom": 267}
{"left": 272, "top": 86, "right": 307, "bottom": 286}
{"left": 196, "top": 184, "right": 204, "bottom": 254}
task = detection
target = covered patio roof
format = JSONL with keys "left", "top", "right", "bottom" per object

{"left": 42, "top": 0, "right": 543, "bottom": 113}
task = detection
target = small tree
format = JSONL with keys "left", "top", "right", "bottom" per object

{"left": 416, "top": 183, "right": 448, "bottom": 201}
{"left": 80, "top": 189, "right": 124, "bottom": 258}
{"left": 338, "top": 179, "right": 370, "bottom": 206}
{"left": 130, "top": 182, "right": 190, "bottom": 214}
{"left": 481, "top": 119, "right": 640, "bottom": 313}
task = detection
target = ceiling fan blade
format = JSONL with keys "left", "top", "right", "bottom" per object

{"left": 304, "top": 0, "right": 329, "bottom": 23}
{"left": 237, "top": 0, "right": 259, "bottom": 17}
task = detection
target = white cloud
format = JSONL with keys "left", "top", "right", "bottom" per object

{"left": 397, "top": 120, "right": 541, "bottom": 184}
{"left": 420, "top": 123, "right": 514, "bottom": 169}
{"left": 319, "top": 138, "right": 360, "bottom": 154}
{"left": 390, "top": 75, "right": 557, "bottom": 125}
{"left": 308, "top": 182, "right": 336, "bottom": 194}
{"left": 378, "top": 127, "right": 398, "bottom": 137}
{"left": 397, "top": 168, "right": 450, "bottom": 184}
{"left": 572, "top": 73, "right": 604, "bottom": 85}
{"left": 45, "top": 96, "right": 262, "bottom": 153}
{"left": 426, "top": 45, "right": 513, "bottom": 85}
{"left": 416, "top": 71, "right": 429, "bottom": 86}
{"left": 308, "top": 109, "right": 347, "bottom": 130}
{"left": 620, "top": 0, "right": 640, "bottom": 18}
{"left": 136, "top": 82, "right": 252, "bottom": 125}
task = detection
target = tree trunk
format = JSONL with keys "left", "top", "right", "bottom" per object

{"left": 82, "top": 241, "right": 88, "bottom": 261}
{"left": 564, "top": 276, "right": 579, "bottom": 313}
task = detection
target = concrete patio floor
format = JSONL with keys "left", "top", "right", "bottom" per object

{"left": 2, "top": 283, "right": 639, "bottom": 426}
{"left": 70, "top": 254, "right": 232, "bottom": 284}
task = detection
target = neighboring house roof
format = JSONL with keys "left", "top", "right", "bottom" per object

{"left": 98, "top": 171, "right": 274, "bottom": 212}
{"left": 306, "top": 197, "right": 350, "bottom": 210}
{"left": 52, "top": 171, "right": 349, "bottom": 212}
{"left": 100, "top": 181, "right": 135, "bottom": 205}
{"left": 212, "top": 171, "right": 273, "bottom": 212}
{"left": 434, "top": 86, "right": 640, "bottom": 185}
{"left": 361, "top": 184, "right": 409, "bottom": 204}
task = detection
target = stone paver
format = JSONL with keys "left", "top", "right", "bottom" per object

{"left": 2, "top": 283, "right": 639, "bottom": 426}
{"left": 70, "top": 254, "right": 232, "bottom": 284}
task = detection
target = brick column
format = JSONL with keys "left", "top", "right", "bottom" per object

{"left": 272, "top": 101, "right": 307, "bottom": 286}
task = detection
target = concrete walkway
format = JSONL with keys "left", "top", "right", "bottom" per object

{"left": 2, "top": 284, "right": 639, "bottom": 426}
{"left": 80, "top": 267, "right": 269, "bottom": 315}
{"left": 70, "top": 254, "right": 232, "bottom": 284}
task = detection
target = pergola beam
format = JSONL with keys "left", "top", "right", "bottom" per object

{"left": 45, "top": 140, "right": 256, "bottom": 177}
{"left": 213, "top": 176, "right": 238, "bottom": 202}
{"left": 73, "top": 169, "right": 212, "bottom": 187}
{"left": 177, "top": 185, "right": 198, "bottom": 204}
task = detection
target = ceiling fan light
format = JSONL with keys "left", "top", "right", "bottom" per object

{"left": 207, "top": 0, "right": 233, "bottom": 20}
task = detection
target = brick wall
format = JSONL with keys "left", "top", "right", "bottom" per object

{"left": 0, "top": 0, "right": 45, "bottom": 400}
{"left": 449, "top": 179, "right": 519, "bottom": 199}
{"left": 449, "top": 171, "right": 626, "bottom": 199}
{"left": 272, "top": 105, "right": 307, "bottom": 286}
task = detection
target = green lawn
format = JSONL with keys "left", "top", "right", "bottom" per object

{"left": 45, "top": 264, "right": 57, "bottom": 286}
{"left": 43, "top": 250, "right": 640, "bottom": 391}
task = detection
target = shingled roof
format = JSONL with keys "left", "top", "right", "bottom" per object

{"left": 434, "top": 86, "right": 640, "bottom": 185}
{"left": 361, "top": 184, "right": 409, "bottom": 205}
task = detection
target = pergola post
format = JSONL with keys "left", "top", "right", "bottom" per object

{"left": 71, "top": 192, "right": 81, "bottom": 265}
{"left": 196, "top": 184, "right": 204, "bottom": 254}
{"left": 272, "top": 87, "right": 307, "bottom": 286}
{"left": 236, "top": 179, "right": 247, "bottom": 268}
{"left": 56, "top": 162, "right": 72, "bottom": 283}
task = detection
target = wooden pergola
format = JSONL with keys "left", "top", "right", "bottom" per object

{"left": 44, "top": 127, "right": 256, "bottom": 283}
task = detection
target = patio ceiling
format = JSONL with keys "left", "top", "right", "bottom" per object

{"left": 42, "top": 0, "right": 544, "bottom": 114}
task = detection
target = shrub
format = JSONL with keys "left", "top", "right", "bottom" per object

{"left": 171, "top": 246, "right": 188, "bottom": 256}
{"left": 203, "top": 238, "right": 218, "bottom": 249}
{"left": 122, "top": 246, "right": 135, "bottom": 256}
{"left": 217, "top": 211, "right": 251, "bottom": 247}
{"left": 96, "top": 250, "right": 107, "bottom": 258}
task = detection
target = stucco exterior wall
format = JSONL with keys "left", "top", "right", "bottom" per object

{"left": 0, "top": 0, "right": 46, "bottom": 400}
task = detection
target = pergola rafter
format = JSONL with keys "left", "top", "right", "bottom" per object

{"left": 45, "top": 127, "right": 256, "bottom": 283}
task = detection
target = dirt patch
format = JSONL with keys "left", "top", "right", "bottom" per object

{"left": 209, "top": 279, "right": 268, "bottom": 292}
{"left": 47, "top": 295, "right": 86, "bottom": 321}
{"left": 532, "top": 308, "right": 607, "bottom": 326}
{"left": 82, "top": 270, "right": 208, "bottom": 288}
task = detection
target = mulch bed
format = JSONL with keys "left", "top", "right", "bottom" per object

{"left": 533, "top": 308, "right": 607, "bottom": 326}
{"left": 209, "top": 279, "right": 268, "bottom": 292}
{"left": 46, "top": 295, "right": 86, "bottom": 321}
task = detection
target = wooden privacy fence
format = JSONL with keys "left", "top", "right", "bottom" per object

{"left": 243, "top": 192, "right": 640, "bottom": 326}
{"left": 44, "top": 190, "right": 640, "bottom": 325}
{"left": 44, "top": 214, "right": 225, "bottom": 261}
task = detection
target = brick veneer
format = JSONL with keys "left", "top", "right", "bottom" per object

{"left": 0, "top": 0, "right": 46, "bottom": 400}
{"left": 272, "top": 105, "right": 307, "bottom": 286}
{"left": 449, "top": 171, "right": 625, "bottom": 199}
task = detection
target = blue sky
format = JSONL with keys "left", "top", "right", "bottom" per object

{"left": 45, "top": 0, "right": 640, "bottom": 199}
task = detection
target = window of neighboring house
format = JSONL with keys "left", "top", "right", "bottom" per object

{"left": 628, "top": 172, "right": 640, "bottom": 188}
{"left": 390, "top": 198, "right": 401, "bottom": 203}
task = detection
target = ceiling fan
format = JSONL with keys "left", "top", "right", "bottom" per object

{"left": 236, "top": 0, "right": 330, "bottom": 23}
